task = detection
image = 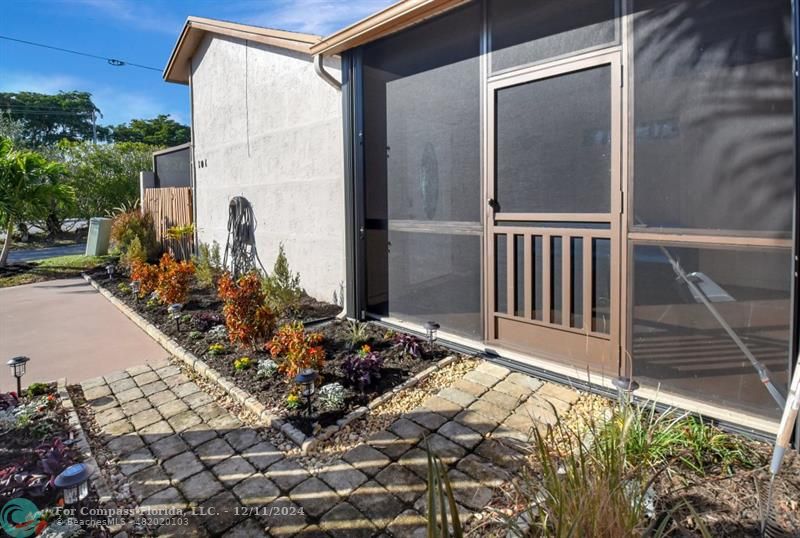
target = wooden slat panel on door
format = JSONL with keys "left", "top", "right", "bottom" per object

{"left": 583, "top": 236, "right": 593, "bottom": 334}
{"left": 542, "top": 232, "right": 551, "bottom": 325}
{"left": 562, "top": 234, "right": 570, "bottom": 329}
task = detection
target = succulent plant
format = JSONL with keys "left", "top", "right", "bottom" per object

{"left": 318, "top": 382, "right": 346, "bottom": 411}
{"left": 256, "top": 359, "right": 279, "bottom": 379}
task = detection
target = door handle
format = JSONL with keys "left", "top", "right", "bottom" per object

{"left": 487, "top": 198, "right": 498, "bottom": 210}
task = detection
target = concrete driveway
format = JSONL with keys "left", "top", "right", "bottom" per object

{"left": 0, "top": 277, "right": 168, "bottom": 392}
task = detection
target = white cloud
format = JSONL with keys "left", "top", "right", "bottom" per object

{"left": 239, "top": 0, "right": 394, "bottom": 36}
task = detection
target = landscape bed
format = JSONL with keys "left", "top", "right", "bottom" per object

{"left": 0, "top": 383, "right": 103, "bottom": 536}
{"left": 90, "top": 265, "right": 458, "bottom": 434}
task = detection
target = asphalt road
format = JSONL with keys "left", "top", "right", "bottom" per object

{"left": 8, "top": 243, "right": 87, "bottom": 263}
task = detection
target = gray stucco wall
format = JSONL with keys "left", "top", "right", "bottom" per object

{"left": 191, "top": 34, "right": 345, "bottom": 305}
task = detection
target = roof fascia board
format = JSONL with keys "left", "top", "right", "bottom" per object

{"left": 163, "top": 17, "right": 322, "bottom": 84}
{"left": 310, "top": 0, "right": 470, "bottom": 56}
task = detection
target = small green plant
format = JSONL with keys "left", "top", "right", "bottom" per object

{"left": 285, "top": 392, "right": 302, "bottom": 410}
{"left": 165, "top": 223, "right": 195, "bottom": 260}
{"left": 116, "top": 282, "right": 131, "bottom": 294}
{"left": 345, "top": 320, "right": 369, "bottom": 349}
{"left": 425, "top": 438, "right": 463, "bottom": 538}
{"left": 318, "top": 382, "right": 345, "bottom": 411}
{"left": 208, "top": 343, "right": 225, "bottom": 355}
{"left": 122, "top": 235, "right": 148, "bottom": 269}
{"left": 233, "top": 356, "right": 254, "bottom": 371}
{"left": 673, "top": 415, "right": 759, "bottom": 475}
{"left": 193, "top": 241, "right": 222, "bottom": 288}
{"left": 145, "top": 297, "right": 159, "bottom": 309}
{"left": 188, "top": 330, "right": 203, "bottom": 341}
{"left": 26, "top": 382, "right": 50, "bottom": 398}
{"left": 262, "top": 243, "right": 302, "bottom": 314}
{"left": 256, "top": 359, "right": 278, "bottom": 379}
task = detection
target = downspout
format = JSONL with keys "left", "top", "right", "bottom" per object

{"left": 316, "top": 50, "right": 347, "bottom": 319}
{"left": 314, "top": 54, "right": 342, "bottom": 91}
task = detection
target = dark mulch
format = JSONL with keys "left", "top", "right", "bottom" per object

{"left": 652, "top": 447, "right": 800, "bottom": 537}
{"left": 92, "top": 268, "right": 449, "bottom": 433}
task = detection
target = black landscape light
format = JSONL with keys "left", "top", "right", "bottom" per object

{"left": 105, "top": 263, "right": 115, "bottom": 280}
{"left": 168, "top": 303, "right": 184, "bottom": 332}
{"left": 425, "top": 321, "right": 440, "bottom": 351}
{"left": 7, "top": 356, "right": 30, "bottom": 395}
{"left": 612, "top": 376, "right": 640, "bottom": 403}
{"left": 130, "top": 280, "right": 141, "bottom": 301}
{"left": 55, "top": 463, "right": 90, "bottom": 504}
{"left": 295, "top": 368, "right": 318, "bottom": 419}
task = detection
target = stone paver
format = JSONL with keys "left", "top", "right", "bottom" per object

{"left": 317, "top": 461, "right": 368, "bottom": 496}
{"left": 163, "top": 452, "right": 204, "bottom": 481}
{"left": 319, "top": 502, "right": 375, "bottom": 538}
{"left": 349, "top": 480, "right": 406, "bottom": 528}
{"left": 178, "top": 470, "right": 224, "bottom": 502}
{"left": 87, "top": 359, "right": 580, "bottom": 537}
{"left": 213, "top": 455, "right": 256, "bottom": 487}
{"left": 375, "top": 464, "right": 425, "bottom": 504}
{"left": 290, "top": 477, "right": 339, "bottom": 518}
{"left": 342, "top": 444, "right": 391, "bottom": 477}
{"left": 266, "top": 457, "right": 309, "bottom": 492}
{"left": 437, "top": 421, "right": 482, "bottom": 450}
{"left": 232, "top": 473, "right": 280, "bottom": 505}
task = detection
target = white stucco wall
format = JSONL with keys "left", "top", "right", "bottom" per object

{"left": 190, "top": 34, "right": 345, "bottom": 305}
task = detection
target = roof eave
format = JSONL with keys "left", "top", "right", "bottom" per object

{"left": 311, "top": 0, "right": 470, "bottom": 56}
{"left": 163, "top": 17, "right": 322, "bottom": 85}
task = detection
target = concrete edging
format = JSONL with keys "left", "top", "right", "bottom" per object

{"left": 57, "top": 378, "right": 115, "bottom": 507}
{"left": 82, "top": 272, "right": 458, "bottom": 453}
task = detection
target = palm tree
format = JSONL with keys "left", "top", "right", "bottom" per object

{"left": 0, "top": 137, "right": 75, "bottom": 266}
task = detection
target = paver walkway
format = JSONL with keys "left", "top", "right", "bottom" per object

{"left": 0, "top": 277, "right": 168, "bottom": 392}
{"left": 81, "top": 359, "right": 581, "bottom": 537}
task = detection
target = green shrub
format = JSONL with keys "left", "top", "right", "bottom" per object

{"left": 110, "top": 210, "right": 159, "bottom": 268}
{"left": 262, "top": 243, "right": 302, "bottom": 314}
{"left": 26, "top": 382, "right": 50, "bottom": 398}
{"left": 193, "top": 241, "right": 222, "bottom": 288}
{"left": 121, "top": 235, "right": 147, "bottom": 269}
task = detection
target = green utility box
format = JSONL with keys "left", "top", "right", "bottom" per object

{"left": 85, "top": 217, "right": 112, "bottom": 256}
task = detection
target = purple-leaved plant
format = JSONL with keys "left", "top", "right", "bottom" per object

{"left": 343, "top": 345, "right": 384, "bottom": 390}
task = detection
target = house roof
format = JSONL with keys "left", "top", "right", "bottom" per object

{"left": 164, "top": 17, "right": 322, "bottom": 84}
{"left": 310, "top": 0, "right": 470, "bottom": 56}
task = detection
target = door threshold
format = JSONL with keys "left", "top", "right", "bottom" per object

{"left": 366, "top": 314, "right": 779, "bottom": 439}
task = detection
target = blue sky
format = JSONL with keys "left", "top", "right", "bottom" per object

{"left": 0, "top": 0, "right": 392, "bottom": 126}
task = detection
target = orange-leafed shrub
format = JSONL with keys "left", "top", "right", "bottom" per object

{"left": 130, "top": 259, "right": 159, "bottom": 297}
{"left": 217, "top": 271, "right": 275, "bottom": 348}
{"left": 155, "top": 253, "right": 195, "bottom": 304}
{"left": 267, "top": 321, "right": 325, "bottom": 380}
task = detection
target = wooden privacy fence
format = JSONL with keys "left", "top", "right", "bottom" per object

{"left": 142, "top": 187, "right": 193, "bottom": 260}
